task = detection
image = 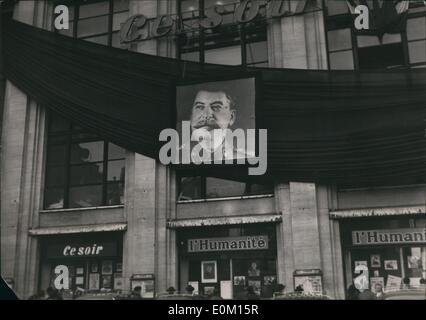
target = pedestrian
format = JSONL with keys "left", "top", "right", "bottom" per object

{"left": 46, "top": 286, "right": 63, "bottom": 300}
{"left": 374, "top": 283, "right": 386, "bottom": 300}
{"left": 166, "top": 286, "right": 176, "bottom": 295}
{"left": 185, "top": 284, "right": 195, "bottom": 295}
{"left": 346, "top": 284, "right": 360, "bottom": 300}
{"left": 129, "top": 286, "right": 142, "bottom": 299}
{"left": 294, "top": 285, "right": 304, "bottom": 294}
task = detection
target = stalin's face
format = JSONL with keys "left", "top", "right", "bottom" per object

{"left": 190, "top": 90, "right": 235, "bottom": 132}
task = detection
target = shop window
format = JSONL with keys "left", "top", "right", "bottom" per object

{"left": 407, "top": 16, "right": 426, "bottom": 66}
{"left": 205, "top": 45, "right": 242, "bottom": 65}
{"left": 54, "top": 0, "right": 129, "bottom": 48}
{"left": 177, "top": 175, "right": 273, "bottom": 201}
{"left": 44, "top": 112, "right": 125, "bottom": 209}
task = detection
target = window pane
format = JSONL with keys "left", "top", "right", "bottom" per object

{"left": 248, "top": 183, "right": 274, "bottom": 195}
{"left": 326, "top": 0, "right": 349, "bottom": 15}
{"left": 77, "top": 16, "right": 109, "bottom": 38}
{"left": 107, "top": 160, "right": 125, "bottom": 182}
{"left": 357, "top": 33, "right": 401, "bottom": 48}
{"left": 70, "top": 142, "right": 104, "bottom": 164}
{"left": 205, "top": 46, "right": 242, "bottom": 65}
{"left": 69, "top": 185, "right": 103, "bottom": 208}
{"left": 49, "top": 113, "right": 71, "bottom": 132}
{"left": 107, "top": 182, "right": 124, "bottom": 205}
{"left": 114, "top": 0, "right": 129, "bottom": 12}
{"left": 178, "top": 176, "right": 202, "bottom": 200}
{"left": 409, "top": 40, "right": 426, "bottom": 64}
{"left": 181, "top": 51, "right": 200, "bottom": 62}
{"left": 407, "top": 17, "right": 426, "bottom": 41}
{"left": 328, "top": 29, "right": 352, "bottom": 51}
{"left": 358, "top": 43, "right": 404, "bottom": 69}
{"left": 181, "top": 0, "right": 199, "bottom": 13}
{"left": 108, "top": 143, "right": 125, "bottom": 159}
{"left": 79, "top": 1, "right": 110, "bottom": 19}
{"left": 113, "top": 11, "right": 129, "bottom": 31}
{"left": 84, "top": 34, "right": 109, "bottom": 45}
{"left": 246, "top": 41, "right": 268, "bottom": 65}
{"left": 329, "top": 50, "right": 354, "bottom": 70}
{"left": 112, "top": 31, "right": 121, "bottom": 48}
{"left": 206, "top": 177, "right": 246, "bottom": 198}
{"left": 44, "top": 188, "right": 65, "bottom": 209}
{"left": 70, "top": 163, "right": 104, "bottom": 185}
{"left": 46, "top": 166, "right": 66, "bottom": 187}
{"left": 47, "top": 145, "right": 67, "bottom": 165}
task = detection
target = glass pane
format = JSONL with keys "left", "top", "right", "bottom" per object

{"left": 69, "top": 185, "right": 103, "bottom": 208}
{"left": 329, "top": 50, "right": 354, "bottom": 70}
{"left": 107, "top": 182, "right": 124, "bottom": 205}
{"left": 84, "top": 35, "right": 109, "bottom": 45}
{"left": 358, "top": 33, "right": 401, "bottom": 48}
{"left": 108, "top": 143, "right": 125, "bottom": 159}
{"left": 326, "top": 0, "right": 349, "bottom": 15}
{"left": 77, "top": 15, "right": 109, "bottom": 38}
{"left": 409, "top": 40, "right": 426, "bottom": 64}
{"left": 44, "top": 187, "right": 65, "bottom": 209}
{"left": 181, "top": 0, "right": 199, "bottom": 13}
{"left": 70, "top": 163, "right": 104, "bottom": 185}
{"left": 114, "top": 0, "right": 129, "bottom": 12}
{"left": 246, "top": 41, "right": 268, "bottom": 65}
{"left": 206, "top": 177, "right": 246, "bottom": 198}
{"left": 205, "top": 45, "right": 242, "bottom": 65}
{"left": 248, "top": 183, "right": 274, "bottom": 195}
{"left": 47, "top": 145, "right": 67, "bottom": 165}
{"left": 107, "top": 160, "right": 125, "bottom": 182}
{"left": 70, "top": 141, "right": 104, "bottom": 164}
{"left": 45, "top": 166, "right": 66, "bottom": 187}
{"left": 358, "top": 43, "right": 404, "bottom": 69}
{"left": 112, "top": 31, "right": 121, "bottom": 48}
{"left": 178, "top": 176, "right": 202, "bottom": 200}
{"left": 328, "top": 29, "right": 352, "bottom": 51}
{"left": 49, "top": 113, "right": 71, "bottom": 132}
{"left": 407, "top": 17, "right": 426, "bottom": 41}
{"left": 113, "top": 11, "right": 129, "bottom": 31}
{"left": 79, "top": 1, "right": 110, "bottom": 19}
{"left": 181, "top": 51, "right": 200, "bottom": 62}
{"left": 402, "top": 247, "right": 425, "bottom": 282}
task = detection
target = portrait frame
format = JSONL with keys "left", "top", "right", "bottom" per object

{"left": 101, "top": 260, "right": 113, "bottom": 275}
{"left": 201, "top": 260, "right": 217, "bottom": 283}
{"left": 233, "top": 276, "right": 246, "bottom": 286}
{"left": 384, "top": 260, "right": 398, "bottom": 270}
{"left": 370, "top": 254, "right": 381, "bottom": 268}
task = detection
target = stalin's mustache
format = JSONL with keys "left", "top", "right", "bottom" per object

{"left": 192, "top": 117, "right": 220, "bottom": 130}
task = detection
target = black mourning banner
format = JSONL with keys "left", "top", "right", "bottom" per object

{"left": 3, "top": 18, "right": 426, "bottom": 185}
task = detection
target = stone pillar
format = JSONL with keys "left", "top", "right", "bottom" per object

{"left": 1, "top": 0, "right": 49, "bottom": 298}
{"left": 268, "top": 0, "right": 328, "bottom": 69}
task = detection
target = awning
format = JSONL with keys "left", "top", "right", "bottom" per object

{"left": 167, "top": 214, "right": 282, "bottom": 228}
{"left": 28, "top": 223, "right": 127, "bottom": 236}
{"left": 330, "top": 206, "right": 426, "bottom": 219}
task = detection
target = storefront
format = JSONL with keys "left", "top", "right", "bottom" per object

{"left": 39, "top": 232, "right": 123, "bottom": 296}
{"left": 177, "top": 223, "right": 278, "bottom": 299}
{"left": 340, "top": 217, "right": 426, "bottom": 294}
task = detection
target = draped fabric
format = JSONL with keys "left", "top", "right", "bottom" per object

{"left": 3, "top": 19, "right": 426, "bottom": 185}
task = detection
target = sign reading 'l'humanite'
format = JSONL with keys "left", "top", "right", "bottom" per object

{"left": 188, "top": 235, "right": 268, "bottom": 253}
{"left": 352, "top": 228, "right": 426, "bottom": 246}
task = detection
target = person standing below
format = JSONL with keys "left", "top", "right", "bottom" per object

{"left": 346, "top": 284, "right": 360, "bottom": 300}
{"left": 374, "top": 283, "right": 386, "bottom": 300}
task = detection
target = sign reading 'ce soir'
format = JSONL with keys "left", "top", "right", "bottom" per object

{"left": 188, "top": 235, "right": 268, "bottom": 253}
{"left": 352, "top": 228, "right": 426, "bottom": 246}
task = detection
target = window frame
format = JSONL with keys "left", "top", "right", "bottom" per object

{"left": 44, "top": 112, "right": 126, "bottom": 210}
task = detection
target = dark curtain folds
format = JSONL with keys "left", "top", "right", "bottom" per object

{"left": 3, "top": 19, "right": 426, "bottom": 185}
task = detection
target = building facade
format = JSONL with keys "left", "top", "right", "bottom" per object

{"left": 1, "top": 0, "right": 425, "bottom": 299}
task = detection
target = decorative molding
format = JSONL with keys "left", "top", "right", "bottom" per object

{"left": 28, "top": 223, "right": 127, "bottom": 236}
{"left": 330, "top": 206, "right": 426, "bottom": 219}
{"left": 167, "top": 214, "right": 282, "bottom": 228}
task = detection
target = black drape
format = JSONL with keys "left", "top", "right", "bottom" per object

{"left": 3, "top": 19, "right": 426, "bottom": 185}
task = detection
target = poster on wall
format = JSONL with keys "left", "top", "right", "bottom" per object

{"left": 293, "top": 269, "right": 323, "bottom": 295}
{"left": 201, "top": 260, "right": 217, "bottom": 283}
{"left": 114, "top": 274, "right": 123, "bottom": 290}
{"left": 370, "top": 255, "right": 381, "bottom": 268}
{"left": 354, "top": 261, "right": 368, "bottom": 269}
{"left": 407, "top": 255, "right": 422, "bottom": 269}
{"left": 175, "top": 77, "right": 257, "bottom": 167}
{"left": 247, "top": 261, "right": 261, "bottom": 276}
{"left": 101, "top": 260, "right": 113, "bottom": 274}
{"left": 370, "top": 277, "right": 385, "bottom": 290}
{"left": 384, "top": 260, "right": 398, "bottom": 270}
{"left": 233, "top": 276, "right": 246, "bottom": 286}
{"left": 247, "top": 280, "right": 261, "bottom": 296}
{"left": 386, "top": 275, "right": 402, "bottom": 290}
{"left": 220, "top": 280, "right": 233, "bottom": 299}
{"left": 188, "top": 281, "right": 199, "bottom": 295}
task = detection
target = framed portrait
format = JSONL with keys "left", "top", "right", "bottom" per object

{"left": 247, "top": 260, "right": 261, "bottom": 277}
{"left": 354, "top": 261, "right": 368, "bottom": 269}
{"left": 264, "top": 275, "right": 277, "bottom": 286}
{"left": 203, "top": 286, "right": 215, "bottom": 296}
{"left": 201, "top": 260, "right": 217, "bottom": 283}
{"left": 101, "top": 260, "right": 113, "bottom": 275}
{"left": 247, "top": 280, "right": 261, "bottom": 296}
{"left": 233, "top": 276, "right": 246, "bottom": 286}
{"left": 384, "top": 260, "right": 398, "bottom": 270}
{"left": 89, "top": 273, "right": 100, "bottom": 290}
{"left": 90, "top": 262, "right": 98, "bottom": 273}
{"left": 75, "top": 276, "right": 84, "bottom": 285}
{"left": 175, "top": 76, "right": 258, "bottom": 165}
{"left": 102, "top": 275, "right": 112, "bottom": 289}
{"left": 407, "top": 256, "right": 421, "bottom": 269}
{"left": 370, "top": 254, "right": 381, "bottom": 268}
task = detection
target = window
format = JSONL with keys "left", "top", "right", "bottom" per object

{"left": 178, "top": 0, "right": 268, "bottom": 66}
{"left": 177, "top": 174, "right": 273, "bottom": 201}
{"left": 325, "top": 0, "right": 426, "bottom": 70}
{"left": 54, "top": 0, "right": 129, "bottom": 48}
{"left": 44, "top": 112, "right": 125, "bottom": 209}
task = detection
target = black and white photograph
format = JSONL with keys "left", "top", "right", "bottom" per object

{"left": 1, "top": 0, "right": 426, "bottom": 303}
{"left": 201, "top": 261, "right": 217, "bottom": 284}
